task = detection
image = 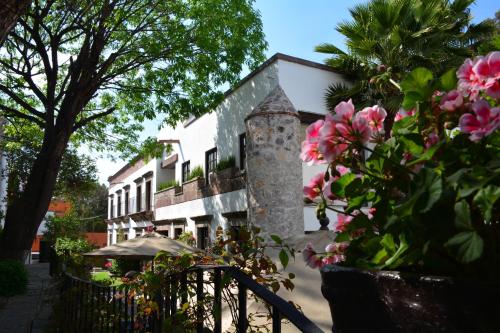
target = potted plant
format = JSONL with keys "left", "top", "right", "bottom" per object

{"left": 301, "top": 52, "right": 500, "bottom": 332}
{"left": 215, "top": 155, "right": 238, "bottom": 178}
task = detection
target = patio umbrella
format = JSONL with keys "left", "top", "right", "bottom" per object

{"left": 83, "top": 232, "right": 199, "bottom": 259}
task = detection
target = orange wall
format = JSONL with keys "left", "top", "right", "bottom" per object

{"left": 85, "top": 233, "right": 107, "bottom": 248}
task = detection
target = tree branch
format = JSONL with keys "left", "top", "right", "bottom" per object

{"left": 0, "top": 83, "right": 45, "bottom": 119}
{"left": 0, "top": 104, "right": 45, "bottom": 127}
{"left": 72, "top": 107, "right": 116, "bottom": 132}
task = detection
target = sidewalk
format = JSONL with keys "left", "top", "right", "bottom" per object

{"left": 0, "top": 262, "right": 57, "bottom": 333}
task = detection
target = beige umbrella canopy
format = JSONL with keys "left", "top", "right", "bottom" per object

{"left": 84, "top": 232, "right": 199, "bottom": 259}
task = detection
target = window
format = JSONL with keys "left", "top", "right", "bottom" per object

{"left": 239, "top": 133, "right": 246, "bottom": 170}
{"left": 145, "top": 180, "right": 152, "bottom": 211}
{"left": 125, "top": 191, "right": 129, "bottom": 214}
{"left": 110, "top": 198, "right": 114, "bottom": 218}
{"left": 182, "top": 161, "right": 190, "bottom": 183}
{"left": 197, "top": 227, "right": 209, "bottom": 249}
{"left": 109, "top": 233, "right": 113, "bottom": 245}
{"left": 174, "top": 228, "right": 183, "bottom": 239}
{"left": 205, "top": 148, "right": 217, "bottom": 180}
{"left": 136, "top": 185, "right": 142, "bottom": 212}
{"left": 124, "top": 233, "right": 128, "bottom": 241}
{"left": 117, "top": 195, "right": 122, "bottom": 216}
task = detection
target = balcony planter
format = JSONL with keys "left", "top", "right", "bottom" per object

{"left": 214, "top": 166, "right": 239, "bottom": 180}
{"left": 320, "top": 265, "right": 500, "bottom": 333}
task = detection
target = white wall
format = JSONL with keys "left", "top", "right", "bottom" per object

{"left": 159, "top": 62, "right": 279, "bottom": 181}
{"left": 278, "top": 59, "right": 344, "bottom": 115}
{"left": 155, "top": 189, "right": 247, "bottom": 240}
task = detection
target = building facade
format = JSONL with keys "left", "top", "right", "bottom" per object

{"left": 106, "top": 53, "right": 345, "bottom": 247}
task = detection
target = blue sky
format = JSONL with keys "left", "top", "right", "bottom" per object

{"left": 94, "top": 0, "right": 499, "bottom": 183}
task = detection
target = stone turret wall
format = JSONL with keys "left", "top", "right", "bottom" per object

{"left": 245, "top": 86, "right": 303, "bottom": 240}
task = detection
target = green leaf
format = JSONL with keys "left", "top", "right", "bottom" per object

{"left": 270, "top": 235, "right": 282, "bottom": 245}
{"left": 400, "top": 68, "right": 434, "bottom": 108}
{"left": 473, "top": 185, "right": 500, "bottom": 222}
{"left": 385, "top": 234, "right": 409, "bottom": 268}
{"left": 439, "top": 68, "right": 457, "bottom": 91}
{"left": 454, "top": 200, "right": 472, "bottom": 230}
{"left": 417, "top": 170, "right": 443, "bottom": 213}
{"left": 380, "top": 234, "right": 396, "bottom": 253}
{"left": 330, "top": 173, "right": 357, "bottom": 198}
{"left": 345, "top": 178, "right": 364, "bottom": 198}
{"left": 279, "top": 249, "right": 289, "bottom": 269}
{"left": 445, "top": 231, "right": 484, "bottom": 263}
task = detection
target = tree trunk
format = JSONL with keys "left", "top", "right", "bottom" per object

{"left": 0, "top": 125, "right": 72, "bottom": 261}
{"left": 0, "top": 0, "right": 31, "bottom": 46}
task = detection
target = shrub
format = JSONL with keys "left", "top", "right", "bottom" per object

{"left": 54, "top": 237, "right": 94, "bottom": 278}
{"left": 0, "top": 260, "right": 28, "bottom": 296}
{"left": 177, "top": 231, "right": 196, "bottom": 246}
{"left": 187, "top": 166, "right": 204, "bottom": 181}
{"left": 157, "top": 179, "right": 179, "bottom": 191}
{"left": 109, "top": 259, "right": 140, "bottom": 276}
{"left": 216, "top": 155, "right": 236, "bottom": 171}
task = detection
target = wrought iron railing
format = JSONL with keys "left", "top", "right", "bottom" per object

{"left": 60, "top": 266, "right": 324, "bottom": 333}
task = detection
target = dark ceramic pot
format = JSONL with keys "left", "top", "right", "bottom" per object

{"left": 320, "top": 265, "right": 500, "bottom": 333}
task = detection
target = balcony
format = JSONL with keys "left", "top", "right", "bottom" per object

{"left": 155, "top": 167, "right": 245, "bottom": 209}
{"left": 106, "top": 195, "right": 154, "bottom": 223}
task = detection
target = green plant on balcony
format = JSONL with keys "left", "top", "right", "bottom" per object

{"left": 188, "top": 166, "right": 204, "bottom": 181}
{"left": 216, "top": 155, "right": 236, "bottom": 171}
{"left": 157, "top": 179, "right": 179, "bottom": 191}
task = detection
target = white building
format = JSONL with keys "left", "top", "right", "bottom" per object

{"left": 106, "top": 53, "right": 345, "bottom": 248}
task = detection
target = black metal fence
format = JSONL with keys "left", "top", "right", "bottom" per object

{"left": 60, "top": 266, "right": 324, "bottom": 333}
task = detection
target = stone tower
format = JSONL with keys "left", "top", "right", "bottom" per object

{"left": 245, "top": 86, "right": 304, "bottom": 240}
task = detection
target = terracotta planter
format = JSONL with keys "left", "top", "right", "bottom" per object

{"left": 320, "top": 265, "right": 500, "bottom": 333}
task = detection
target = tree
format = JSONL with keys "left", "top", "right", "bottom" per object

{"left": 316, "top": 0, "right": 494, "bottom": 132}
{"left": 0, "top": 0, "right": 31, "bottom": 45}
{"left": 0, "top": 0, "right": 266, "bottom": 260}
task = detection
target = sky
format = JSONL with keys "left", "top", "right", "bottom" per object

{"left": 93, "top": 0, "right": 499, "bottom": 184}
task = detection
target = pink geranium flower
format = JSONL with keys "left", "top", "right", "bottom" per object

{"left": 331, "top": 99, "right": 355, "bottom": 124}
{"left": 306, "top": 119, "right": 324, "bottom": 142}
{"left": 318, "top": 116, "right": 349, "bottom": 162}
{"left": 303, "top": 243, "right": 322, "bottom": 268}
{"left": 357, "top": 105, "right": 387, "bottom": 131}
{"left": 439, "top": 90, "right": 463, "bottom": 112}
{"left": 395, "top": 108, "right": 415, "bottom": 122}
{"left": 351, "top": 113, "right": 372, "bottom": 143}
{"left": 457, "top": 52, "right": 500, "bottom": 99}
{"left": 303, "top": 173, "right": 325, "bottom": 200}
{"left": 335, "top": 213, "right": 353, "bottom": 232}
{"left": 459, "top": 99, "right": 500, "bottom": 142}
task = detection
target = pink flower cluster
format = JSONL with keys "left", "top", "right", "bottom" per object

{"left": 302, "top": 242, "right": 348, "bottom": 268}
{"left": 303, "top": 166, "right": 351, "bottom": 201}
{"left": 457, "top": 51, "right": 500, "bottom": 100}
{"left": 301, "top": 100, "right": 387, "bottom": 164}
{"left": 459, "top": 99, "right": 500, "bottom": 142}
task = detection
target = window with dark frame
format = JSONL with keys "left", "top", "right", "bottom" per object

{"left": 182, "top": 161, "right": 190, "bottom": 183}
{"left": 145, "top": 180, "right": 152, "bottom": 211}
{"left": 239, "top": 133, "right": 246, "bottom": 170}
{"left": 136, "top": 185, "right": 142, "bottom": 212}
{"left": 197, "top": 226, "right": 209, "bottom": 250}
{"left": 205, "top": 147, "right": 217, "bottom": 181}
{"left": 174, "top": 228, "right": 183, "bottom": 239}
{"left": 110, "top": 198, "right": 114, "bottom": 218}
{"left": 117, "top": 195, "right": 122, "bottom": 216}
{"left": 125, "top": 191, "right": 129, "bottom": 214}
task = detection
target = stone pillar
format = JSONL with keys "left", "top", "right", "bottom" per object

{"left": 245, "top": 86, "right": 303, "bottom": 240}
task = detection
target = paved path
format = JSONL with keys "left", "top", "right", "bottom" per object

{"left": 0, "top": 262, "right": 56, "bottom": 333}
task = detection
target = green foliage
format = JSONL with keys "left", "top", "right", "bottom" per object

{"left": 0, "top": 260, "right": 28, "bottom": 297}
{"left": 187, "top": 166, "right": 204, "bottom": 181}
{"left": 216, "top": 155, "right": 236, "bottom": 171}
{"left": 55, "top": 237, "right": 94, "bottom": 278}
{"left": 317, "top": 0, "right": 495, "bottom": 119}
{"left": 109, "top": 259, "right": 140, "bottom": 277}
{"left": 43, "top": 213, "right": 84, "bottom": 245}
{"left": 157, "top": 179, "right": 179, "bottom": 191}
{"left": 311, "top": 65, "right": 500, "bottom": 281}
{"left": 177, "top": 231, "right": 196, "bottom": 247}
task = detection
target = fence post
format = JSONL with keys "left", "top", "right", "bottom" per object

{"left": 272, "top": 305, "right": 281, "bottom": 333}
{"left": 196, "top": 269, "right": 204, "bottom": 333}
{"left": 213, "top": 268, "right": 222, "bottom": 333}
{"left": 237, "top": 281, "right": 247, "bottom": 333}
